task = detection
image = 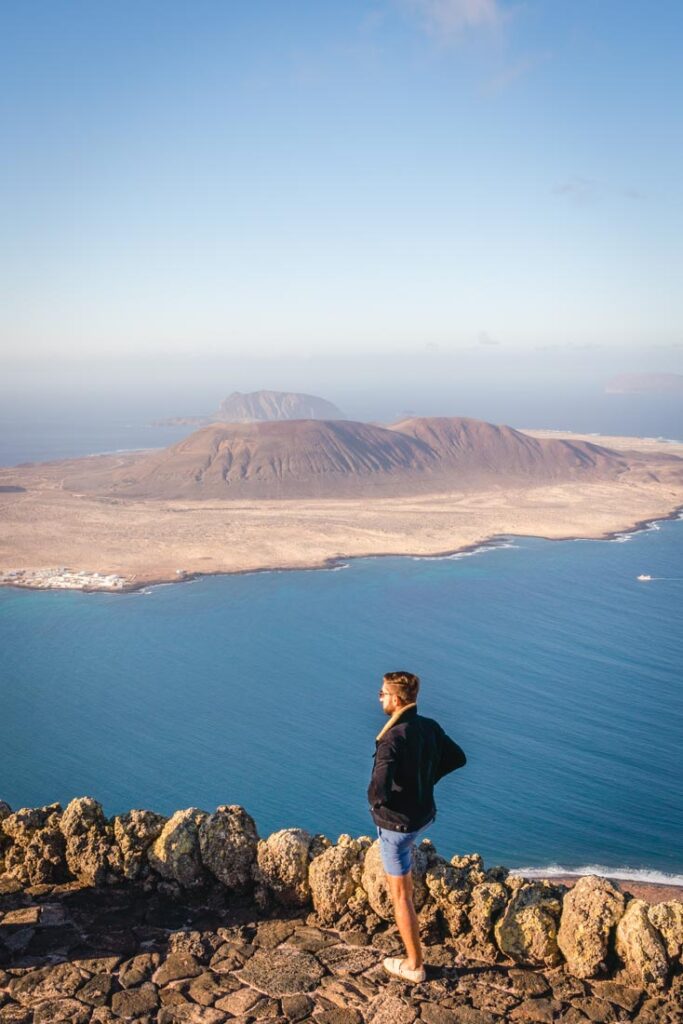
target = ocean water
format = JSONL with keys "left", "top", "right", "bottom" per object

{"left": 2, "top": 514, "right": 682, "bottom": 882}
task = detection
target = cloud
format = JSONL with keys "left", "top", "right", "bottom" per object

{"left": 405, "top": 0, "right": 505, "bottom": 38}
{"left": 554, "top": 176, "right": 644, "bottom": 205}
{"left": 554, "top": 176, "right": 601, "bottom": 204}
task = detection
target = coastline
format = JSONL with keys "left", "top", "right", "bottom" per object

{"left": 2, "top": 503, "right": 681, "bottom": 596}
{"left": 2, "top": 427, "right": 683, "bottom": 594}
{"left": 532, "top": 874, "right": 683, "bottom": 906}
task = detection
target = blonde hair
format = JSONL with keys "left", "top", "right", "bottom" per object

{"left": 383, "top": 671, "right": 420, "bottom": 706}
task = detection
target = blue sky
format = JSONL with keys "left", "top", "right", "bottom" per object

{"left": 1, "top": 0, "right": 682, "bottom": 364}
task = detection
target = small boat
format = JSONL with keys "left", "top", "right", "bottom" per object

{"left": 637, "top": 574, "right": 652, "bottom": 581}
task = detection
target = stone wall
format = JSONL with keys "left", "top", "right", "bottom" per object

{"left": 2, "top": 799, "right": 682, "bottom": 994}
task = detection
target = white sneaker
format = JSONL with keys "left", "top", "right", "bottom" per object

{"left": 383, "top": 956, "right": 426, "bottom": 984}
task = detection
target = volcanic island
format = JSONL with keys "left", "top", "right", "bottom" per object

{"left": 1, "top": 417, "right": 682, "bottom": 592}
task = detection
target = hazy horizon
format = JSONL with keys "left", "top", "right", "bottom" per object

{"left": 2, "top": 347, "right": 682, "bottom": 469}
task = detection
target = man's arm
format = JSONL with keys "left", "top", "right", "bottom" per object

{"left": 367, "top": 737, "right": 398, "bottom": 809}
{"left": 434, "top": 731, "right": 467, "bottom": 783}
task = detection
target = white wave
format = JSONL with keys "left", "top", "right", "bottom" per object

{"left": 609, "top": 517, "right": 668, "bottom": 542}
{"left": 410, "top": 540, "right": 519, "bottom": 562}
{"left": 509, "top": 864, "right": 683, "bottom": 886}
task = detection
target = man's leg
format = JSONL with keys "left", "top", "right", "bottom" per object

{"left": 385, "top": 869, "right": 423, "bottom": 970}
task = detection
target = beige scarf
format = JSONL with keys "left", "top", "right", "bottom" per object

{"left": 375, "top": 702, "right": 417, "bottom": 742}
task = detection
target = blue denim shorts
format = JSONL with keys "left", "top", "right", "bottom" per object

{"left": 376, "top": 817, "right": 435, "bottom": 876}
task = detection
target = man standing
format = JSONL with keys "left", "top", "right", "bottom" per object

{"left": 368, "top": 670, "right": 467, "bottom": 983}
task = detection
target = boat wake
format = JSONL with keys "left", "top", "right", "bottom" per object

{"left": 637, "top": 576, "right": 683, "bottom": 582}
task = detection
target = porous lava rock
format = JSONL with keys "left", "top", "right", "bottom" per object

{"left": 112, "top": 808, "right": 168, "bottom": 880}
{"left": 0, "top": 801, "right": 11, "bottom": 869}
{"left": 148, "top": 807, "right": 209, "bottom": 888}
{"left": 197, "top": 804, "right": 258, "bottom": 892}
{"left": 615, "top": 898, "right": 669, "bottom": 993}
{"left": 556, "top": 874, "right": 626, "bottom": 978}
{"left": 314, "top": 942, "right": 381, "bottom": 976}
{"left": 494, "top": 880, "right": 564, "bottom": 967}
{"left": 33, "top": 997, "right": 91, "bottom": 1023}
{"left": 364, "top": 991, "right": 417, "bottom": 1024}
{"left": 110, "top": 980, "right": 159, "bottom": 1018}
{"left": 60, "top": 797, "right": 122, "bottom": 885}
{"left": 1, "top": 803, "right": 67, "bottom": 885}
{"left": 422, "top": 857, "right": 473, "bottom": 939}
{"left": 310, "top": 838, "right": 366, "bottom": 925}
{"left": 449, "top": 852, "right": 488, "bottom": 887}
{"left": 361, "top": 839, "right": 429, "bottom": 921}
{"left": 648, "top": 900, "right": 683, "bottom": 962}
{"left": 468, "top": 880, "right": 509, "bottom": 957}
{"left": 233, "top": 945, "right": 325, "bottom": 996}
{"left": 254, "top": 828, "right": 314, "bottom": 907}
{"left": 8, "top": 962, "right": 88, "bottom": 1006}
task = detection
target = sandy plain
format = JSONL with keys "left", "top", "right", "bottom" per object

{"left": 1, "top": 430, "right": 682, "bottom": 591}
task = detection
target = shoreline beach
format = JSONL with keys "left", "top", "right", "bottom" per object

{"left": 533, "top": 875, "right": 683, "bottom": 905}
{"left": 4, "top": 503, "right": 681, "bottom": 596}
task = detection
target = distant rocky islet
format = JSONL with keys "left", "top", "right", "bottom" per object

{"left": 152, "top": 389, "right": 347, "bottom": 428}
{"left": 605, "top": 373, "right": 683, "bottom": 395}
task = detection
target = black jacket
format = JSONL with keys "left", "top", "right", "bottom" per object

{"left": 367, "top": 703, "right": 466, "bottom": 832}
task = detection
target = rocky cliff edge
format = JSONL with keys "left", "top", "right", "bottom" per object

{"left": 1, "top": 798, "right": 682, "bottom": 1023}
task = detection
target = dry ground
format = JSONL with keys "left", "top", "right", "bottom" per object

{"left": 1, "top": 432, "right": 682, "bottom": 590}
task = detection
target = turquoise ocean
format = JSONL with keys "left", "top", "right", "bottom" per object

{"left": 2, "top": 513, "right": 682, "bottom": 883}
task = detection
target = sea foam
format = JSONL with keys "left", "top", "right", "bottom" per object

{"left": 510, "top": 864, "right": 683, "bottom": 887}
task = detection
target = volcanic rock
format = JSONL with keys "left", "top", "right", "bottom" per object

{"left": 255, "top": 829, "right": 314, "bottom": 908}
{"left": 214, "top": 390, "right": 346, "bottom": 423}
{"left": 233, "top": 945, "right": 325, "bottom": 996}
{"left": 2, "top": 804, "right": 67, "bottom": 886}
{"left": 61, "top": 416, "right": 631, "bottom": 501}
{"left": 468, "top": 881, "right": 509, "bottom": 957}
{"left": 8, "top": 962, "right": 87, "bottom": 1005}
{"left": 310, "top": 841, "right": 362, "bottom": 926}
{"left": 110, "top": 980, "right": 159, "bottom": 1018}
{"left": 148, "top": 808, "right": 209, "bottom": 889}
{"left": 60, "top": 798, "right": 121, "bottom": 886}
{"left": 314, "top": 943, "right": 381, "bottom": 976}
{"left": 615, "top": 899, "right": 669, "bottom": 993}
{"left": 494, "top": 881, "right": 564, "bottom": 967}
{"left": 198, "top": 805, "right": 259, "bottom": 892}
{"left": 33, "top": 998, "right": 91, "bottom": 1023}
{"left": 112, "top": 809, "right": 168, "bottom": 881}
{"left": 647, "top": 900, "right": 683, "bottom": 961}
{"left": 557, "top": 875, "right": 626, "bottom": 978}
